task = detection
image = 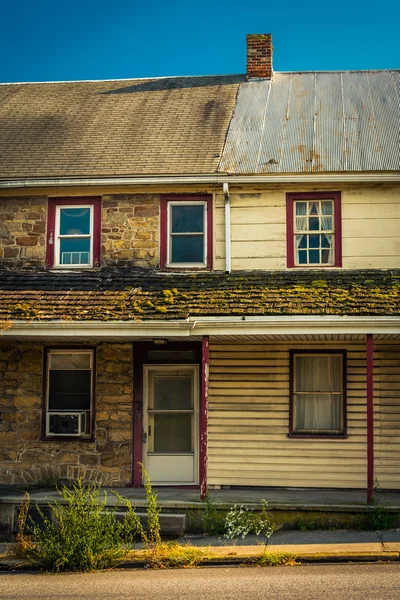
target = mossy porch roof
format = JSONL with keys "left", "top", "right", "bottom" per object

{"left": 0, "top": 269, "right": 399, "bottom": 323}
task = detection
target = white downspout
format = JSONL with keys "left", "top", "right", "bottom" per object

{"left": 223, "top": 182, "right": 231, "bottom": 273}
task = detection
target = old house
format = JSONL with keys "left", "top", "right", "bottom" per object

{"left": 0, "top": 35, "right": 399, "bottom": 503}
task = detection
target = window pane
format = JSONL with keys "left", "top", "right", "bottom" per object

{"left": 296, "top": 355, "right": 342, "bottom": 392}
{"left": 298, "top": 249, "right": 307, "bottom": 264}
{"left": 60, "top": 238, "right": 91, "bottom": 265}
{"left": 308, "top": 216, "right": 320, "bottom": 231}
{"left": 309, "top": 234, "right": 320, "bottom": 249}
{"left": 321, "top": 201, "right": 333, "bottom": 215}
{"left": 309, "top": 202, "right": 318, "bottom": 215}
{"left": 50, "top": 353, "right": 91, "bottom": 370}
{"left": 153, "top": 375, "right": 193, "bottom": 410}
{"left": 49, "top": 370, "right": 91, "bottom": 410}
{"left": 295, "top": 202, "right": 307, "bottom": 216}
{"left": 321, "top": 216, "right": 332, "bottom": 231}
{"left": 171, "top": 205, "right": 204, "bottom": 233}
{"left": 309, "top": 250, "right": 320, "bottom": 263}
{"left": 153, "top": 413, "right": 193, "bottom": 453}
{"left": 60, "top": 208, "right": 91, "bottom": 235}
{"left": 295, "top": 394, "right": 342, "bottom": 430}
{"left": 171, "top": 234, "right": 204, "bottom": 263}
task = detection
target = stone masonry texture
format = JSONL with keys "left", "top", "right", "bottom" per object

{"left": 0, "top": 194, "right": 160, "bottom": 269}
{"left": 0, "top": 342, "right": 133, "bottom": 486}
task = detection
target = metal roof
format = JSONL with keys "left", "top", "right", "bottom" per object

{"left": 219, "top": 71, "right": 400, "bottom": 174}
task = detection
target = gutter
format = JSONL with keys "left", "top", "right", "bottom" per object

{"left": 223, "top": 182, "right": 231, "bottom": 273}
{"left": 1, "top": 315, "right": 399, "bottom": 338}
{"left": 1, "top": 173, "right": 400, "bottom": 189}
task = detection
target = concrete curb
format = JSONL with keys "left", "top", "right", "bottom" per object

{"left": 1, "top": 549, "right": 399, "bottom": 571}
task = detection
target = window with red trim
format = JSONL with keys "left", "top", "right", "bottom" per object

{"left": 289, "top": 350, "right": 347, "bottom": 438}
{"left": 160, "top": 195, "right": 213, "bottom": 270}
{"left": 46, "top": 198, "right": 101, "bottom": 268}
{"left": 286, "top": 192, "right": 342, "bottom": 268}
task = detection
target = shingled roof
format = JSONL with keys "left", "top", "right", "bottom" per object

{"left": 0, "top": 76, "right": 241, "bottom": 180}
{"left": 0, "top": 269, "right": 398, "bottom": 323}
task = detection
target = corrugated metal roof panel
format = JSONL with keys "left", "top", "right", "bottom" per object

{"left": 220, "top": 70, "right": 400, "bottom": 174}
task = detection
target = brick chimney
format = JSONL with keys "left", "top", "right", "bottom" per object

{"left": 246, "top": 34, "right": 273, "bottom": 80}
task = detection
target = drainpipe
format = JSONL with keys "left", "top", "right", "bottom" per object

{"left": 223, "top": 182, "right": 231, "bottom": 273}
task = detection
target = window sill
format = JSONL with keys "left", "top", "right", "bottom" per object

{"left": 288, "top": 433, "right": 348, "bottom": 440}
{"left": 42, "top": 435, "right": 94, "bottom": 442}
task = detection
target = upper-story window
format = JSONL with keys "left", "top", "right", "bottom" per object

{"left": 46, "top": 198, "right": 101, "bottom": 268}
{"left": 286, "top": 192, "right": 342, "bottom": 268}
{"left": 160, "top": 195, "right": 213, "bottom": 270}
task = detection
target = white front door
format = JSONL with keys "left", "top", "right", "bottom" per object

{"left": 143, "top": 365, "right": 199, "bottom": 485}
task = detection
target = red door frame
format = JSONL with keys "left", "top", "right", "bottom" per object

{"left": 131, "top": 340, "right": 208, "bottom": 495}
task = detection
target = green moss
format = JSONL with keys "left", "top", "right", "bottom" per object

{"left": 154, "top": 306, "right": 167, "bottom": 313}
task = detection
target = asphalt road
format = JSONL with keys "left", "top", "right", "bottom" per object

{"left": 1, "top": 564, "right": 400, "bottom": 600}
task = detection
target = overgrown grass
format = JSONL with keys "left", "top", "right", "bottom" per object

{"left": 133, "top": 542, "right": 210, "bottom": 569}
{"left": 257, "top": 551, "right": 297, "bottom": 567}
{"left": 15, "top": 481, "right": 145, "bottom": 572}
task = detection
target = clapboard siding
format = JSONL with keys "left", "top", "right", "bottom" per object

{"left": 375, "top": 343, "right": 400, "bottom": 488}
{"left": 207, "top": 341, "right": 400, "bottom": 489}
{"left": 213, "top": 186, "right": 400, "bottom": 271}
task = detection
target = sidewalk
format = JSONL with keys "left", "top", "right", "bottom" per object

{"left": 1, "top": 530, "right": 399, "bottom": 569}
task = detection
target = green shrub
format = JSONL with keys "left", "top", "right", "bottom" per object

{"left": 225, "top": 500, "right": 277, "bottom": 543}
{"left": 201, "top": 493, "right": 226, "bottom": 535}
{"left": 20, "top": 481, "right": 144, "bottom": 572}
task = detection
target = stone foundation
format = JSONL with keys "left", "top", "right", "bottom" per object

{"left": 0, "top": 342, "right": 133, "bottom": 486}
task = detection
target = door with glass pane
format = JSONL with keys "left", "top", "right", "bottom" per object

{"left": 143, "top": 365, "right": 198, "bottom": 484}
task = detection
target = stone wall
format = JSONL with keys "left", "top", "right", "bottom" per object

{"left": 102, "top": 194, "right": 159, "bottom": 268}
{"left": 0, "top": 342, "right": 133, "bottom": 486}
{"left": 0, "top": 194, "right": 160, "bottom": 269}
{"left": 0, "top": 196, "right": 47, "bottom": 267}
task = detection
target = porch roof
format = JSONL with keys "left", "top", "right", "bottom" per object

{"left": 0, "top": 268, "right": 399, "bottom": 325}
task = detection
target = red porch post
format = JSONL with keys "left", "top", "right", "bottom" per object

{"left": 200, "top": 336, "right": 209, "bottom": 500}
{"left": 367, "top": 334, "right": 374, "bottom": 504}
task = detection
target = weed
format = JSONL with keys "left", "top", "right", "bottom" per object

{"left": 201, "top": 493, "right": 226, "bottom": 535}
{"left": 16, "top": 481, "right": 144, "bottom": 572}
{"left": 140, "top": 463, "right": 161, "bottom": 547}
{"left": 366, "top": 479, "right": 398, "bottom": 530}
{"left": 225, "top": 500, "right": 277, "bottom": 544}
{"left": 134, "top": 542, "right": 210, "bottom": 569}
{"left": 257, "top": 551, "right": 297, "bottom": 567}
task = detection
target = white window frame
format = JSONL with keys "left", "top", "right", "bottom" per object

{"left": 54, "top": 205, "right": 94, "bottom": 268}
{"left": 167, "top": 201, "right": 207, "bottom": 268}
{"left": 293, "top": 199, "right": 335, "bottom": 267}
{"left": 45, "top": 349, "right": 94, "bottom": 437}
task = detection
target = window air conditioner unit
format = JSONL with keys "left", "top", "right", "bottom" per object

{"left": 47, "top": 412, "right": 86, "bottom": 436}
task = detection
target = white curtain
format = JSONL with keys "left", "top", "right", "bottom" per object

{"left": 295, "top": 202, "right": 307, "bottom": 263}
{"left": 295, "top": 355, "right": 342, "bottom": 431}
{"left": 320, "top": 202, "right": 334, "bottom": 264}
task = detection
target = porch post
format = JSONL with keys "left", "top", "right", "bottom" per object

{"left": 200, "top": 335, "right": 209, "bottom": 500}
{"left": 366, "top": 334, "right": 374, "bottom": 504}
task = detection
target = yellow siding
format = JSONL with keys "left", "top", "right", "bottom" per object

{"left": 213, "top": 186, "right": 400, "bottom": 271}
{"left": 375, "top": 344, "right": 400, "bottom": 489}
{"left": 208, "top": 342, "right": 400, "bottom": 490}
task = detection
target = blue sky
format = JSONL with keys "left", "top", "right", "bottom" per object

{"left": 1, "top": 0, "right": 399, "bottom": 83}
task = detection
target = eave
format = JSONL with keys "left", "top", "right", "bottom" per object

{"left": 1, "top": 172, "right": 400, "bottom": 190}
{"left": 1, "top": 315, "right": 399, "bottom": 341}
